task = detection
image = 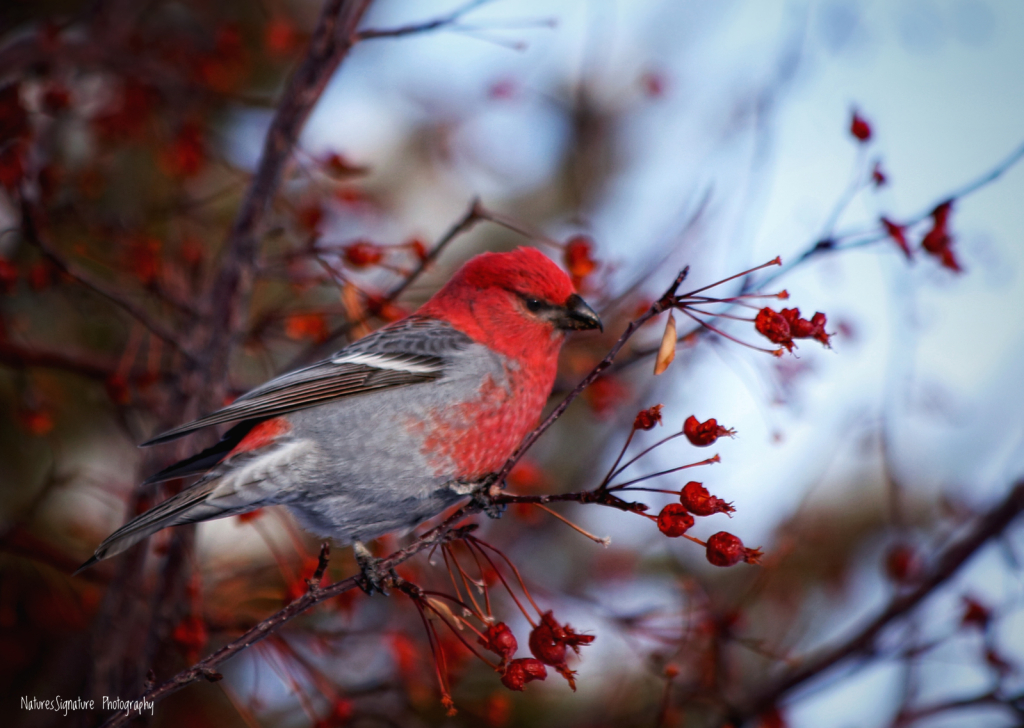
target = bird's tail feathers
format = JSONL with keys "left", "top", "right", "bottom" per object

{"left": 75, "top": 479, "right": 226, "bottom": 574}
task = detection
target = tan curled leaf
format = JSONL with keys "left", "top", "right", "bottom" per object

{"left": 654, "top": 311, "right": 677, "bottom": 375}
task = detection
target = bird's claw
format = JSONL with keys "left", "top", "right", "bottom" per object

{"left": 353, "top": 541, "right": 398, "bottom": 596}
{"left": 471, "top": 478, "right": 507, "bottom": 520}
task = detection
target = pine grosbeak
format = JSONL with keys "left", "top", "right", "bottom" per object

{"left": 79, "top": 247, "right": 601, "bottom": 571}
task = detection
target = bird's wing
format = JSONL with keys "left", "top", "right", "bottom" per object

{"left": 142, "top": 317, "right": 473, "bottom": 446}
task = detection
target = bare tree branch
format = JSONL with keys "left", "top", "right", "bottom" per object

{"left": 17, "top": 195, "right": 194, "bottom": 360}
{"left": 727, "top": 479, "right": 1024, "bottom": 724}
{"left": 201, "top": 0, "right": 375, "bottom": 388}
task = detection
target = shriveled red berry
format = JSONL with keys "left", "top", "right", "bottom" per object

{"left": 680, "top": 481, "right": 734, "bottom": 517}
{"left": 706, "top": 532, "right": 762, "bottom": 567}
{"left": 529, "top": 613, "right": 565, "bottom": 666}
{"left": 683, "top": 415, "right": 735, "bottom": 447}
{"left": 780, "top": 308, "right": 831, "bottom": 347}
{"left": 657, "top": 503, "right": 694, "bottom": 537}
{"left": 755, "top": 307, "right": 793, "bottom": 351}
{"left": 479, "top": 622, "right": 518, "bottom": 663}
{"left": 527, "top": 611, "right": 595, "bottom": 689}
{"left": 633, "top": 404, "right": 663, "bottom": 431}
{"left": 500, "top": 658, "right": 547, "bottom": 691}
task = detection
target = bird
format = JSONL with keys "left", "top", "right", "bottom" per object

{"left": 77, "top": 246, "right": 602, "bottom": 577}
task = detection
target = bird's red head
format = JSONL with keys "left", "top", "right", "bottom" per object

{"left": 418, "top": 247, "right": 602, "bottom": 362}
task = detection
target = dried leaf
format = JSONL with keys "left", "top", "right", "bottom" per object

{"left": 653, "top": 312, "right": 677, "bottom": 375}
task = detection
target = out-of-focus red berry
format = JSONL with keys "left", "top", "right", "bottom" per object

{"left": 885, "top": 543, "right": 920, "bottom": 584}
{"left": 961, "top": 596, "right": 991, "bottom": 630}
{"left": 850, "top": 110, "right": 872, "bottom": 142}
{"left": 343, "top": 240, "right": 384, "bottom": 269}
{"left": 564, "top": 235, "right": 598, "bottom": 286}
{"left": 871, "top": 161, "right": 887, "bottom": 187}
{"left": 881, "top": 217, "right": 911, "bottom": 259}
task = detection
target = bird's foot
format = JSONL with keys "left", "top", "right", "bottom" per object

{"left": 471, "top": 476, "right": 507, "bottom": 520}
{"left": 353, "top": 541, "right": 398, "bottom": 596}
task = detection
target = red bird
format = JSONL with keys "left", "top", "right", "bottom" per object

{"left": 79, "top": 247, "right": 601, "bottom": 577}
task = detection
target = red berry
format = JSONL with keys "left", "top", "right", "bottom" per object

{"left": 343, "top": 240, "right": 384, "bottom": 268}
{"left": 633, "top": 404, "right": 663, "bottom": 431}
{"left": 500, "top": 657, "right": 547, "bottom": 691}
{"left": 657, "top": 503, "right": 694, "bottom": 537}
{"left": 706, "top": 532, "right": 762, "bottom": 567}
{"left": 680, "top": 481, "right": 734, "bottom": 517}
{"left": 479, "top": 622, "right": 518, "bottom": 663}
{"left": 563, "top": 235, "right": 597, "bottom": 284}
{"left": 755, "top": 307, "right": 793, "bottom": 351}
{"left": 850, "top": 111, "right": 872, "bottom": 142}
{"left": 683, "top": 415, "right": 735, "bottom": 447}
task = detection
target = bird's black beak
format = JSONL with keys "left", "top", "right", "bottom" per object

{"left": 557, "top": 294, "right": 603, "bottom": 332}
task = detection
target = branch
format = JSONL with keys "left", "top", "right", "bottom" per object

{"left": 728, "top": 479, "right": 1024, "bottom": 724}
{"left": 202, "top": 0, "right": 374, "bottom": 385}
{"left": 615, "top": 137, "right": 1024, "bottom": 371}
{"left": 356, "top": 0, "right": 491, "bottom": 41}
{"left": 17, "top": 196, "right": 194, "bottom": 360}
{"left": 0, "top": 340, "right": 117, "bottom": 380}
{"left": 493, "top": 266, "right": 690, "bottom": 483}
{"left": 99, "top": 520, "right": 477, "bottom": 728}
{"left": 97, "top": 266, "right": 693, "bottom": 725}
{"left": 290, "top": 197, "right": 484, "bottom": 367}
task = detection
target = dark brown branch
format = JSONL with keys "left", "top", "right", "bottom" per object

{"left": 356, "top": 0, "right": 490, "bottom": 41}
{"left": 615, "top": 137, "right": 1024, "bottom": 372}
{"left": 99, "top": 520, "right": 477, "bottom": 728}
{"left": 97, "top": 266, "right": 695, "bottom": 725}
{"left": 17, "top": 196, "right": 193, "bottom": 360}
{"left": 494, "top": 265, "right": 690, "bottom": 483}
{"left": 202, "top": 0, "right": 374, "bottom": 385}
{"left": 0, "top": 340, "right": 117, "bottom": 380}
{"left": 727, "top": 479, "right": 1024, "bottom": 725}
{"left": 891, "top": 690, "right": 1003, "bottom": 727}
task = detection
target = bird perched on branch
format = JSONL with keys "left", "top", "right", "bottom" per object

{"left": 78, "top": 247, "right": 601, "bottom": 580}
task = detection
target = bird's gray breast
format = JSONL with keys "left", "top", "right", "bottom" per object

{"left": 279, "top": 342, "right": 509, "bottom": 542}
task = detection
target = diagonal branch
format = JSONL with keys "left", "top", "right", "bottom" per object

{"left": 727, "top": 479, "right": 1024, "bottom": 724}
{"left": 356, "top": 0, "right": 492, "bottom": 41}
{"left": 0, "top": 340, "right": 118, "bottom": 380}
{"left": 96, "top": 266, "right": 695, "bottom": 726}
{"left": 18, "top": 195, "right": 194, "bottom": 360}
{"left": 202, "top": 0, "right": 374, "bottom": 385}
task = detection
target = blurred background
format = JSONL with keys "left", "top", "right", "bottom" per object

{"left": 2, "top": 0, "right": 1024, "bottom": 726}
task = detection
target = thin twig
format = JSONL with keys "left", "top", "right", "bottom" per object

{"left": 18, "top": 195, "right": 194, "bottom": 360}
{"left": 289, "top": 197, "right": 484, "bottom": 367}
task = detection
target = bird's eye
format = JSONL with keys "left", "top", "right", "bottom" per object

{"left": 524, "top": 298, "right": 545, "bottom": 312}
